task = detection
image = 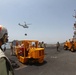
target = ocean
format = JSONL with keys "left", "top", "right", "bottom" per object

{"left": 2, "top": 43, "right": 11, "bottom": 49}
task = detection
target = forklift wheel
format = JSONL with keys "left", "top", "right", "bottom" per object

{"left": 71, "top": 48, "right": 74, "bottom": 52}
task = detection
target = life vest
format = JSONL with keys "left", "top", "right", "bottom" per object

{"left": 0, "top": 49, "right": 6, "bottom": 58}
{"left": 0, "top": 49, "right": 14, "bottom": 75}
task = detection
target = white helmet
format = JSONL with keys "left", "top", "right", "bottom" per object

{"left": 0, "top": 25, "right": 8, "bottom": 39}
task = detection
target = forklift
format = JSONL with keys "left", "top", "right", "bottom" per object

{"left": 15, "top": 40, "right": 44, "bottom": 64}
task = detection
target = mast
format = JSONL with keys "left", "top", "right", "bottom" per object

{"left": 73, "top": 10, "right": 76, "bottom": 41}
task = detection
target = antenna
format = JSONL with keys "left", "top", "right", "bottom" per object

{"left": 74, "top": 10, "right": 76, "bottom": 18}
{"left": 73, "top": 10, "right": 76, "bottom": 18}
{"left": 73, "top": 10, "right": 76, "bottom": 23}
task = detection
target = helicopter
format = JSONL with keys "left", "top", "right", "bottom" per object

{"left": 18, "top": 22, "right": 31, "bottom": 28}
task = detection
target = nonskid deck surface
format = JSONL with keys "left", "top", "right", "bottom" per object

{"left": 4, "top": 49, "right": 27, "bottom": 70}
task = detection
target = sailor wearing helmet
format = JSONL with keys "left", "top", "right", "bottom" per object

{"left": 0, "top": 25, "right": 14, "bottom": 75}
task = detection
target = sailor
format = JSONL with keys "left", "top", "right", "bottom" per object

{"left": 56, "top": 42, "right": 60, "bottom": 52}
{"left": 0, "top": 25, "right": 14, "bottom": 75}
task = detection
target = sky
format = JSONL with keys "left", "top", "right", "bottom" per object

{"left": 0, "top": 0, "right": 76, "bottom": 44}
